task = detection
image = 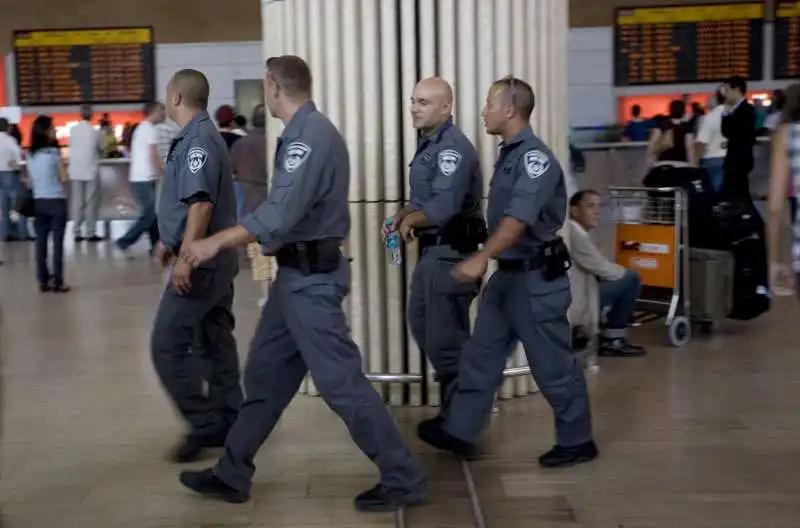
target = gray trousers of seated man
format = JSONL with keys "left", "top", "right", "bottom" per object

{"left": 407, "top": 245, "right": 479, "bottom": 407}
{"left": 443, "top": 269, "right": 593, "bottom": 447}
{"left": 213, "top": 261, "right": 423, "bottom": 494}
{"left": 151, "top": 268, "right": 243, "bottom": 437}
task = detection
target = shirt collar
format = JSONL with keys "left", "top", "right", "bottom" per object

{"left": 569, "top": 218, "right": 589, "bottom": 238}
{"left": 281, "top": 101, "right": 317, "bottom": 139}
{"left": 500, "top": 124, "right": 534, "bottom": 150}
{"left": 176, "top": 111, "right": 211, "bottom": 140}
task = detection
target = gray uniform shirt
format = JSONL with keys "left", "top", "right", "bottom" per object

{"left": 409, "top": 118, "right": 483, "bottom": 230}
{"left": 240, "top": 101, "right": 350, "bottom": 254}
{"left": 487, "top": 125, "right": 566, "bottom": 260}
{"left": 158, "top": 111, "right": 238, "bottom": 271}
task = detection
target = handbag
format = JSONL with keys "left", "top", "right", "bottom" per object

{"left": 13, "top": 186, "right": 35, "bottom": 219}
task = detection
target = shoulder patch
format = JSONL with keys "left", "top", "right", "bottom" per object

{"left": 187, "top": 147, "right": 209, "bottom": 174}
{"left": 284, "top": 142, "right": 312, "bottom": 174}
{"left": 437, "top": 149, "right": 463, "bottom": 177}
{"left": 524, "top": 149, "right": 550, "bottom": 180}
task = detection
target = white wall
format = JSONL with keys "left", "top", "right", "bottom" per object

{"left": 154, "top": 42, "right": 264, "bottom": 112}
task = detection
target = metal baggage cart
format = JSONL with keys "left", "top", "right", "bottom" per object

{"left": 607, "top": 186, "right": 691, "bottom": 346}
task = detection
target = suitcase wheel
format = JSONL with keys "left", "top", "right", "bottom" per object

{"left": 668, "top": 316, "right": 691, "bottom": 347}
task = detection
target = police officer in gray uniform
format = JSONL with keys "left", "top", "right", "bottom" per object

{"left": 417, "top": 76, "right": 598, "bottom": 468}
{"left": 385, "top": 77, "right": 485, "bottom": 417}
{"left": 151, "top": 69, "right": 243, "bottom": 463}
{"left": 177, "top": 56, "right": 426, "bottom": 512}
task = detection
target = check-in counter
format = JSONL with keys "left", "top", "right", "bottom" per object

{"left": 572, "top": 138, "right": 772, "bottom": 199}
{"left": 18, "top": 158, "right": 142, "bottom": 222}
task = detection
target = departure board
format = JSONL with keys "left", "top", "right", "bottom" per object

{"left": 614, "top": 3, "right": 765, "bottom": 86}
{"left": 13, "top": 27, "right": 155, "bottom": 106}
{"left": 774, "top": 1, "right": 800, "bottom": 80}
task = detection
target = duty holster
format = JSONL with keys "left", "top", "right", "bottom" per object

{"left": 417, "top": 215, "right": 488, "bottom": 254}
{"left": 540, "top": 237, "right": 571, "bottom": 282}
{"left": 275, "top": 239, "right": 342, "bottom": 275}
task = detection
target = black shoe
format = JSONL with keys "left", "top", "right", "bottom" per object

{"left": 416, "top": 417, "right": 475, "bottom": 458}
{"left": 354, "top": 480, "right": 427, "bottom": 512}
{"left": 87, "top": 235, "right": 103, "bottom": 242}
{"left": 179, "top": 468, "right": 249, "bottom": 503}
{"left": 538, "top": 441, "right": 598, "bottom": 468}
{"left": 169, "top": 430, "right": 228, "bottom": 463}
{"left": 74, "top": 235, "right": 86, "bottom": 242}
{"left": 598, "top": 337, "right": 646, "bottom": 357}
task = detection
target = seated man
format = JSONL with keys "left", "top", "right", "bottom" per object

{"left": 567, "top": 189, "right": 646, "bottom": 357}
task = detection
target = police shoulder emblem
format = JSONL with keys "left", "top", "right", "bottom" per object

{"left": 284, "top": 142, "right": 312, "bottom": 174}
{"left": 187, "top": 146, "right": 209, "bottom": 174}
{"left": 524, "top": 149, "right": 550, "bottom": 179}
{"left": 437, "top": 149, "right": 462, "bottom": 177}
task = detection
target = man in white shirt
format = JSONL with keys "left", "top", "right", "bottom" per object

{"left": 695, "top": 89, "right": 727, "bottom": 196}
{"left": 0, "top": 117, "right": 25, "bottom": 246}
{"left": 116, "top": 102, "right": 166, "bottom": 255}
{"left": 68, "top": 104, "right": 102, "bottom": 241}
{"left": 567, "top": 190, "right": 646, "bottom": 357}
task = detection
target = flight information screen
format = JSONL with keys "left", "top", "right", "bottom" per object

{"left": 614, "top": 3, "right": 765, "bottom": 86}
{"left": 13, "top": 27, "right": 156, "bottom": 106}
{"left": 774, "top": 1, "right": 800, "bottom": 80}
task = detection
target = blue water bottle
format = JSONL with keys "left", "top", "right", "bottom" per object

{"left": 384, "top": 218, "right": 402, "bottom": 266}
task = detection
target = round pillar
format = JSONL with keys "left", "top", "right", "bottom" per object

{"left": 260, "top": 0, "right": 569, "bottom": 406}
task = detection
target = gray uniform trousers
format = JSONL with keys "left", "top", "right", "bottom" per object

{"left": 443, "top": 269, "right": 593, "bottom": 447}
{"left": 407, "top": 245, "right": 479, "bottom": 404}
{"left": 151, "top": 268, "right": 243, "bottom": 437}
{"left": 214, "top": 260, "right": 423, "bottom": 493}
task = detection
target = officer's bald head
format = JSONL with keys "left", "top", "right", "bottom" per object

{"left": 168, "top": 69, "right": 210, "bottom": 110}
{"left": 411, "top": 77, "right": 454, "bottom": 132}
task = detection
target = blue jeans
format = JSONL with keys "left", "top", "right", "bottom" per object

{"left": 117, "top": 181, "right": 159, "bottom": 250}
{"left": 0, "top": 171, "right": 30, "bottom": 240}
{"left": 701, "top": 157, "right": 725, "bottom": 196}
{"left": 233, "top": 181, "right": 245, "bottom": 220}
{"left": 599, "top": 270, "right": 641, "bottom": 338}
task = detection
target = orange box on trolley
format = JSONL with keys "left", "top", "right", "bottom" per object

{"left": 615, "top": 223, "right": 677, "bottom": 289}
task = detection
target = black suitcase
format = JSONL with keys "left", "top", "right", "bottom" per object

{"left": 642, "top": 165, "right": 722, "bottom": 249}
{"left": 712, "top": 201, "right": 770, "bottom": 321}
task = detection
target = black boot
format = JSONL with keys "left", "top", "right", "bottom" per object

{"left": 598, "top": 336, "right": 646, "bottom": 357}
{"left": 416, "top": 417, "right": 475, "bottom": 458}
{"left": 179, "top": 468, "right": 249, "bottom": 503}
{"left": 538, "top": 441, "right": 599, "bottom": 468}
{"left": 354, "top": 480, "right": 427, "bottom": 512}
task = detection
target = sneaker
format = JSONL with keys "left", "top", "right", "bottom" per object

{"left": 354, "top": 480, "right": 427, "bottom": 512}
{"left": 538, "top": 441, "right": 598, "bottom": 468}
{"left": 598, "top": 337, "right": 646, "bottom": 357}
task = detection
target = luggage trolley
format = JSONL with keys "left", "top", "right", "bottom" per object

{"left": 607, "top": 186, "right": 691, "bottom": 347}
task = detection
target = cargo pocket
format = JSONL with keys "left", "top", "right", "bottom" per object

{"left": 524, "top": 275, "right": 571, "bottom": 323}
{"left": 432, "top": 258, "right": 481, "bottom": 297}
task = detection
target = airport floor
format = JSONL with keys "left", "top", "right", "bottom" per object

{"left": 1, "top": 230, "right": 799, "bottom": 527}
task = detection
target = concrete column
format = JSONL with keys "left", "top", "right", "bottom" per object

{"left": 261, "top": 0, "right": 569, "bottom": 406}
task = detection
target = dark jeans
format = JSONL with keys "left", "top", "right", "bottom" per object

{"left": 599, "top": 270, "right": 641, "bottom": 338}
{"left": 118, "top": 181, "right": 159, "bottom": 250}
{"left": 33, "top": 198, "right": 68, "bottom": 287}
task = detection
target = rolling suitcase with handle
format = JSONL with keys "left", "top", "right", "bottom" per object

{"left": 688, "top": 248, "right": 734, "bottom": 329}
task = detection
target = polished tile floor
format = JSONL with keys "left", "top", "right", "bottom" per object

{"left": 1, "top": 235, "right": 800, "bottom": 527}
